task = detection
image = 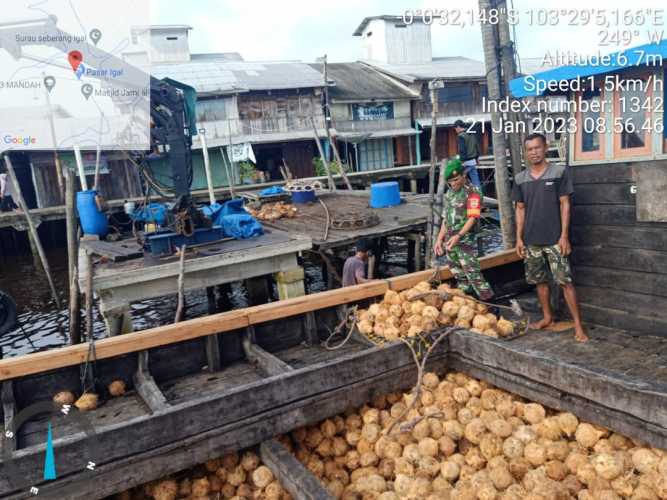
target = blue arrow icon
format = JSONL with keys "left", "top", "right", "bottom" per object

{"left": 43, "top": 423, "right": 56, "bottom": 480}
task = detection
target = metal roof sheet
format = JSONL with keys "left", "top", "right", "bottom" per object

{"left": 309, "top": 62, "right": 417, "bottom": 101}
{"left": 151, "top": 57, "right": 325, "bottom": 95}
{"left": 363, "top": 57, "right": 486, "bottom": 82}
{"left": 510, "top": 40, "right": 667, "bottom": 98}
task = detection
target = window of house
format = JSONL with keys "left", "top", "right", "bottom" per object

{"left": 438, "top": 84, "right": 473, "bottom": 103}
{"left": 574, "top": 87, "right": 604, "bottom": 161}
{"left": 612, "top": 73, "right": 654, "bottom": 158}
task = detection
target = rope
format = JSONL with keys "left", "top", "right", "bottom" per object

{"left": 323, "top": 305, "right": 358, "bottom": 350}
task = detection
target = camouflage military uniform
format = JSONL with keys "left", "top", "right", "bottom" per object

{"left": 524, "top": 244, "right": 573, "bottom": 285}
{"left": 441, "top": 184, "right": 494, "bottom": 300}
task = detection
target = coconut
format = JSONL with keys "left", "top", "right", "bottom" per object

{"left": 593, "top": 453, "right": 624, "bottom": 481}
{"left": 509, "top": 457, "right": 530, "bottom": 480}
{"left": 457, "top": 305, "right": 475, "bottom": 322}
{"left": 489, "top": 464, "right": 513, "bottom": 490}
{"left": 496, "top": 318, "right": 514, "bottom": 336}
{"left": 152, "top": 480, "right": 178, "bottom": 500}
{"left": 480, "top": 434, "right": 503, "bottom": 460}
{"left": 422, "top": 305, "right": 440, "bottom": 321}
{"left": 441, "top": 460, "right": 461, "bottom": 482}
{"left": 384, "top": 290, "right": 401, "bottom": 305}
{"left": 74, "top": 393, "right": 98, "bottom": 412}
{"left": 488, "top": 419, "right": 513, "bottom": 438}
{"left": 472, "top": 314, "right": 492, "bottom": 331}
{"left": 632, "top": 448, "right": 658, "bottom": 474}
{"left": 556, "top": 412, "right": 579, "bottom": 437}
{"left": 53, "top": 391, "right": 76, "bottom": 406}
{"left": 524, "top": 442, "right": 546, "bottom": 466}
{"left": 464, "top": 418, "right": 486, "bottom": 444}
{"left": 418, "top": 437, "right": 439, "bottom": 457}
{"left": 227, "top": 465, "right": 246, "bottom": 486}
{"left": 191, "top": 477, "right": 210, "bottom": 497}
{"left": 360, "top": 451, "right": 379, "bottom": 467}
{"left": 576, "top": 423, "right": 606, "bottom": 449}
{"left": 407, "top": 325, "right": 423, "bottom": 337}
{"left": 453, "top": 387, "right": 471, "bottom": 404}
{"left": 523, "top": 403, "right": 546, "bottom": 424}
{"left": 513, "top": 425, "right": 537, "bottom": 444}
{"left": 358, "top": 320, "right": 374, "bottom": 335}
{"left": 422, "top": 318, "right": 438, "bottom": 332}
{"left": 502, "top": 436, "right": 524, "bottom": 460}
{"left": 444, "top": 420, "right": 464, "bottom": 441}
{"left": 455, "top": 318, "right": 472, "bottom": 329}
{"left": 107, "top": 380, "right": 126, "bottom": 397}
{"left": 410, "top": 301, "right": 427, "bottom": 315}
{"left": 442, "top": 301, "right": 460, "bottom": 317}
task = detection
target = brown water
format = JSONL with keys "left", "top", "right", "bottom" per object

{"left": 0, "top": 219, "right": 502, "bottom": 357}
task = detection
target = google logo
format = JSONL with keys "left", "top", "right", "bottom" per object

{"left": 3, "top": 135, "right": 37, "bottom": 146}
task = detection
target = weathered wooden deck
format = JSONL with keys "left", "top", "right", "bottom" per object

{"left": 262, "top": 191, "right": 428, "bottom": 250}
{"left": 80, "top": 229, "right": 312, "bottom": 335}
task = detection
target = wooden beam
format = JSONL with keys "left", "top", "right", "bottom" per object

{"left": 133, "top": 352, "right": 168, "bottom": 413}
{"left": 0, "top": 250, "right": 520, "bottom": 381}
{"left": 260, "top": 439, "right": 334, "bottom": 500}
{"left": 303, "top": 312, "right": 319, "bottom": 345}
{"left": 1, "top": 381, "right": 16, "bottom": 453}
{"left": 242, "top": 328, "right": 293, "bottom": 376}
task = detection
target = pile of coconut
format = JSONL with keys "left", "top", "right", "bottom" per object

{"left": 356, "top": 281, "right": 514, "bottom": 342}
{"left": 246, "top": 201, "right": 297, "bottom": 222}
{"left": 283, "top": 370, "right": 667, "bottom": 500}
{"left": 114, "top": 449, "right": 292, "bottom": 500}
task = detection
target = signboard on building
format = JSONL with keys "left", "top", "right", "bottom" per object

{"left": 352, "top": 102, "right": 394, "bottom": 121}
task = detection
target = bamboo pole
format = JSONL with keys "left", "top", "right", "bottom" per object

{"left": 65, "top": 169, "right": 80, "bottom": 344}
{"left": 42, "top": 72, "right": 64, "bottom": 200}
{"left": 93, "top": 145, "right": 102, "bottom": 192}
{"left": 322, "top": 55, "right": 353, "bottom": 191}
{"left": 174, "top": 245, "right": 186, "bottom": 323}
{"left": 310, "top": 116, "right": 336, "bottom": 191}
{"left": 199, "top": 132, "right": 216, "bottom": 204}
{"left": 219, "top": 147, "right": 236, "bottom": 199}
{"left": 425, "top": 82, "right": 439, "bottom": 266}
{"left": 84, "top": 251, "right": 93, "bottom": 342}
{"left": 479, "top": 0, "right": 516, "bottom": 248}
{"left": 73, "top": 145, "right": 88, "bottom": 191}
{"left": 3, "top": 155, "right": 61, "bottom": 309}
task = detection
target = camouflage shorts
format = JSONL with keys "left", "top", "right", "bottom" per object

{"left": 524, "top": 244, "right": 573, "bottom": 285}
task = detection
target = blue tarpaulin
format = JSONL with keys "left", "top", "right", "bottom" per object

{"left": 199, "top": 198, "right": 263, "bottom": 239}
{"left": 131, "top": 203, "right": 168, "bottom": 225}
{"left": 510, "top": 40, "right": 667, "bottom": 98}
{"left": 259, "top": 186, "right": 285, "bottom": 196}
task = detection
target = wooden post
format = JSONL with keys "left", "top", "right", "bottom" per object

{"left": 322, "top": 55, "right": 353, "bottom": 191}
{"left": 274, "top": 267, "right": 306, "bottom": 300}
{"left": 479, "top": 0, "right": 516, "bottom": 249}
{"left": 93, "top": 145, "right": 102, "bottom": 191}
{"left": 174, "top": 245, "right": 186, "bottom": 323}
{"left": 42, "top": 71, "right": 64, "bottom": 199}
{"left": 65, "top": 169, "right": 80, "bottom": 344}
{"left": 425, "top": 81, "right": 441, "bottom": 267}
{"left": 434, "top": 158, "right": 446, "bottom": 235}
{"left": 310, "top": 117, "right": 336, "bottom": 191}
{"left": 73, "top": 145, "right": 88, "bottom": 191}
{"left": 497, "top": 1, "right": 525, "bottom": 176}
{"left": 3, "top": 155, "right": 61, "bottom": 309}
{"left": 200, "top": 131, "right": 216, "bottom": 204}
{"left": 219, "top": 147, "right": 237, "bottom": 199}
{"left": 84, "top": 251, "right": 93, "bottom": 343}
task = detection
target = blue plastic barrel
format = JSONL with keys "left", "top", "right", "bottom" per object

{"left": 291, "top": 190, "right": 317, "bottom": 204}
{"left": 370, "top": 181, "right": 401, "bottom": 208}
{"left": 76, "top": 190, "right": 108, "bottom": 237}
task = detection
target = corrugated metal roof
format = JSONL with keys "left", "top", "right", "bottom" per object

{"left": 511, "top": 40, "right": 667, "bottom": 98}
{"left": 151, "top": 56, "right": 325, "bottom": 95}
{"left": 363, "top": 57, "right": 486, "bottom": 82}
{"left": 309, "top": 62, "right": 417, "bottom": 101}
{"left": 353, "top": 15, "right": 414, "bottom": 36}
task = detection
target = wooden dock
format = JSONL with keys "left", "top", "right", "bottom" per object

{"left": 262, "top": 191, "right": 429, "bottom": 250}
{"left": 80, "top": 230, "right": 312, "bottom": 335}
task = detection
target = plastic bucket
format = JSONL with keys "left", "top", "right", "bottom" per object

{"left": 77, "top": 190, "right": 108, "bottom": 237}
{"left": 291, "top": 189, "right": 317, "bottom": 204}
{"left": 369, "top": 181, "right": 401, "bottom": 208}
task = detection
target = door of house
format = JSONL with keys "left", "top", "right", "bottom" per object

{"left": 358, "top": 138, "right": 394, "bottom": 171}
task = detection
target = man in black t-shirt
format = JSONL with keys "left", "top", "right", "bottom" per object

{"left": 511, "top": 133, "right": 588, "bottom": 342}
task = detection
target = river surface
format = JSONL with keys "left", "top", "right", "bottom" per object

{"left": 0, "top": 219, "right": 502, "bottom": 357}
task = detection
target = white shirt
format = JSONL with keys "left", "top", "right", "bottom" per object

{"left": 0, "top": 173, "right": 14, "bottom": 198}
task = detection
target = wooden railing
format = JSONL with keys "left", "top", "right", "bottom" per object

{"left": 0, "top": 249, "right": 521, "bottom": 381}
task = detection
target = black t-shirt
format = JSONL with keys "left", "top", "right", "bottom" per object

{"left": 511, "top": 164, "right": 573, "bottom": 246}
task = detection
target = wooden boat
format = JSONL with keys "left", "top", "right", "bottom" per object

{"left": 0, "top": 249, "right": 665, "bottom": 499}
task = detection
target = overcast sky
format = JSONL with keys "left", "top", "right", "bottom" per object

{"left": 151, "top": 0, "right": 665, "bottom": 66}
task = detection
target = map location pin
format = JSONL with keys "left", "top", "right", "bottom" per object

{"left": 68, "top": 50, "right": 83, "bottom": 72}
{"left": 89, "top": 29, "right": 102, "bottom": 46}
{"left": 43, "top": 76, "right": 56, "bottom": 93}
{"left": 81, "top": 83, "right": 93, "bottom": 100}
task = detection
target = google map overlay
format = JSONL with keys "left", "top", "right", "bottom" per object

{"left": 0, "top": 0, "right": 150, "bottom": 152}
